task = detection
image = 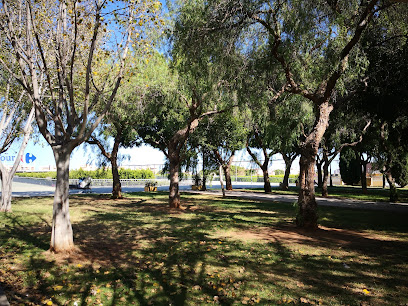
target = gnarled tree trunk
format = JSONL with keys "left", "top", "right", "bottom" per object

{"left": 111, "top": 156, "right": 122, "bottom": 199}
{"left": 361, "top": 161, "right": 368, "bottom": 194}
{"left": 297, "top": 152, "right": 318, "bottom": 229}
{"left": 262, "top": 167, "right": 272, "bottom": 193}
{"left": 322, "top": 150, "right": 330, "bottom": 197}
{"left": 281, "top": 154, "right": 296, "bottom": 190}
{"left": 169, "top": 153, "right": 181, "bottom": 208}
{"left": 385, "top": 171, "right": 398, "bottom": 202}
{"left": 89, "top": 133, "right": 123, "bottom": 199}
{"left": 110, "top": 137, "right": 122, "bottom": 199}
{"left": 50, "top": 147, "right": 75, "bottom": 253}
{"left": 214, "top": 149, "right": 234, "bottom": 191}
{"left": 246, "top": 135, "right": 273, "bottom": 193}
{"left": 322, "top": 162, "right": 329, "bottom": 197}
{"left": 201, "top": 152, "right": 207, "bottom": 191}
{"left": 316, "top": 158, "right": 323, "bottom": 188}
{"left": 296, "top": 101, "right": 333, "bottom": 229}
{"left": 223, "top": 164, "right": 233, "bottom": 191}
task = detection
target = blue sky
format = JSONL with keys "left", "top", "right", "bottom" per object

{"left": 0, "top": 137, "right": 341, "bottom": 174}
{"left": 1, "top": 139, "right": 167, "bottom": 170}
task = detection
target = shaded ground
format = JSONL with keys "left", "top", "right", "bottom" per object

{"left": 1, "top": 192, "right": 407, "bottom": 305}
{"left": 187, "top": 190, "right": 408, "bottom": 213}
{"left": 238, "top": 185, "right": 408, "bottom": 204}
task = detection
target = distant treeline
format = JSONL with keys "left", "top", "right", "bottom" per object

{"left": 16, "top": 168, "right": 154, "bottom": 180}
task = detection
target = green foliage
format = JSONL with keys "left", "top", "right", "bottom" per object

{"left": 200, "top": 110, "right": 249, "bottom": 162}
{"left": 16, "top": 171, "right": 57, "bottom": 179}
{"left": 339, "top": 147, "right": 361, "bottom": 185}
{"left": 274, "top": 169, "right": 284, "bottom": 175}
{"left": 16, "top": 168, "right": 154, "bottom": 180}
{"left": 391, "top": 154, "right": 408, "bottom": 188}
{"left": 230, "top": 165, "right": 246, "bottom": 176}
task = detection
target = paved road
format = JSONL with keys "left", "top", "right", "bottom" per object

{"left": 1, "top": 179, "right": 270, "bottom": 197}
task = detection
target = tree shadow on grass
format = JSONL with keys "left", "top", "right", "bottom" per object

{"left": 2, "top": 194, "right": 408, "bottom": 305}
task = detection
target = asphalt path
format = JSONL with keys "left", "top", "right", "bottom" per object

{"left": 1, "top": 179, "right": 270, "bottom": 197}
{"left": 2, "top": 179, "right": 408, "bottom": 213}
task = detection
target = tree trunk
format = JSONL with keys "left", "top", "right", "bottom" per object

{"left": 322, "top": 162, "right": 329, "bottom": 197}
{"left": 219, "top": 165, "right": 226, "bottom": 198}
{"left": 223, "top": 165, "right": 233, "bottom": 191}
{"left": 201, "top": 151, "right": 207, "bottom": 191}
{"left": 50, "top": 148, "right": 75, "bottom": 253}
{"left": 296, "top": 101, "right": 332, "bottom": 229}
{"left": 0, "top": 170, "right": 13, "bottom": 212}
{"left": 329, "top": 166, "right": 333, "bottom": 187}
{"left": 202, "top": 176, "right": 207, "bottom": 191}
{"left": 297, "top": 152, "right": 318, "bottom": 229}
{"left": 262, "top": 167, "right": 272, "bottom": 193}
{"left": 321, "top": 150, "right": 330, "bottom": 197}
{"left": 385, "top": 171, "right": 398, "bottom": 202}
{"left": 110, "top": 134, "right": 122, "bottom": 199}
{"left": 361, "top": 162, "right": 367, "bottom": 194}
{"left": 281, "top": 155, "right": 293, "bottom": 190}
{"left": 316, "top": 159, "right": 323, "bottom": 188}
{"left": 111, "top": 158, "right": 122, "bottom": 199}
{"left": 169, "top": 154, "right": 181, "bottom": 208}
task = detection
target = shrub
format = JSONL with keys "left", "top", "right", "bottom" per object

{"left": 339, "top": 147, "right": 361, "bottom": 185}
{"left": 17, "top": 168, "right": 154, "bottom": 180}
{"left": 16, "top": 171, "right": 57, "bottom": 179}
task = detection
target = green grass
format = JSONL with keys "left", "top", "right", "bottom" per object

{"left": 1, "top": 192, "right": 408, "bottom": 305}
{"left": 240, "top": 185, "right": 408, "bottom": 203}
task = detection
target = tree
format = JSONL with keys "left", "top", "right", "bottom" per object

{"left": 391, "top": 154, "right": 408, "bottom": 188}
{"left": 137, "top": 54, "right": 228, "bottom": 208}
{"left": 172, "top": 0, "right": 404, "bottom": 228}
{"left": 0, "top": 76, "right": 35, "bottom": 212}
{"left": 87, "top": 53, "right": 162, "bottom": 199}
{"left": 88, "top": 119, "right": 138, "bottom": 199}
{"left": 246, "top": 108, "right": 276, "bottom": 193}
{"left": 185, "top": 126, "right": 219, "bottom": 191}
{"left": 339, "top": 147, "right": 361, "bottom": 185}
{"left": 0, "top": 0, "right": 162, "bottom": 252}
{"left": 352, "top": 4, "right": 408, "bottom": 201}
{"left": 318, "top": 103, "right": 372, "bottom": 196}
{"left": 202, "top": 111, "right": 248, "bottom": 191}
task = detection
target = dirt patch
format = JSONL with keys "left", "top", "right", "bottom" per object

{"left": 213, "top": 225, "right": 407, "bottom": 251}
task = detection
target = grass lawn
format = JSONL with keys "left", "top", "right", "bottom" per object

{"left": 240, "top": 185, "right": 408, "bottom": 203}
{"left": 1, "top": 192, "right": 408, "bottom": 305}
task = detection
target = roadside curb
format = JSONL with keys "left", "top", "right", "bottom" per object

{"left": 0, "top": 286, "right": 10, "bottom": 306}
